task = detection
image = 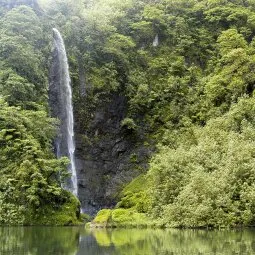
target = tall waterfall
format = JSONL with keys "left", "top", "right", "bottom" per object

{"left": 49, "top": 28, "right": 78, "bottom": 196}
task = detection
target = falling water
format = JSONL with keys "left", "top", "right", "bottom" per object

{"left": 153, "top": 34, "right": 159, "bottom": 47}
{"left": 51, "top": 28, "right": 78, "bottom": 196}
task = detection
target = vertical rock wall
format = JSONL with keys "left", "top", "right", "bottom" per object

{"left": 75, "top": 93, "right": 151, "bottom": 215}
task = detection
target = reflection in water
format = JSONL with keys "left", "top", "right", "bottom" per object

{"left": 0, "top": 227, "right": 255, "bottom": 255}
{"left": 0, "top": 227, "right": 80, "bottom": 255}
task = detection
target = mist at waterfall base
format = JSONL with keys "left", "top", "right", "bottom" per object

{"left": 49, "top": 28, "right": 78, "bottom": 196}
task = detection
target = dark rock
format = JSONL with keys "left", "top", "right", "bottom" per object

{"left": 74, "top": 93, "right": 152, "bottom": 216}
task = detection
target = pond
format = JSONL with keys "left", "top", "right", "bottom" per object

{"left": 0, "top": 227, "right": 255, "bottom": 255}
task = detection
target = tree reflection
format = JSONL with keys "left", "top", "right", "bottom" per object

{"left": 0, "top": 227, "right": 80, "bottom": 255}
{"left": 1, "top": 227, "right": 255, "bottom": 255}
{"left": 90, "top": 228, "right": 255, "bottom": 255}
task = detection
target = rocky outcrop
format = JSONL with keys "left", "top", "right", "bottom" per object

{"left": 75, "top": 93, "right": 151, "bottom": 215}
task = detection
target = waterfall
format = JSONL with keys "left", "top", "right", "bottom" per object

{"left": 153, "top": 34, "right": 159, "bottom": 47}
{"left": 49, "top": 28, "right": 78, "bottom": 196}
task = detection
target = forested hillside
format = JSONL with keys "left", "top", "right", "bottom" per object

{"left": 0, "top": 0, "right": 255, "bottom": 227}
{"left": 0, "top": 0, "right": 80, "bottom": 225}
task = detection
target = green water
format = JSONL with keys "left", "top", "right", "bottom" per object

{"left": 0, "top": 227, "right": 254, "bottom": 255}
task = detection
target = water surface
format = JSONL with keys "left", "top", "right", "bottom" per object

{"left": 1, "top": 227, "right": 254, "bottom": 255}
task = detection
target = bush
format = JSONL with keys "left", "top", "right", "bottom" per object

{"left": 148, "top": 97, "right": 255, "bottom": 227}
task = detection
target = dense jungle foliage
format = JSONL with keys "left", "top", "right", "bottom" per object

{"left": 0, "top": 0, "right": 81, "bottom": 225}
{"left": 0, "top": 0, "right": 255, "bottom": 227}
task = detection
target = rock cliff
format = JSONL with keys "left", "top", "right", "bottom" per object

{"left": 74, "top": 93, "right": 151, "bottom": 215}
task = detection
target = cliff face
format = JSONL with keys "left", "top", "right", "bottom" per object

{"left": 74, "top": 93, "right": 151, "bottom": 215}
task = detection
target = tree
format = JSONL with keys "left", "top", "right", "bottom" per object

{"left": 0, "top": 98, "right": 75, "bottom": 224}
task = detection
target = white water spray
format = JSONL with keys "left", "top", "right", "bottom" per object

{"left": 153, "top": 34, "right": 159, "bottom": 47}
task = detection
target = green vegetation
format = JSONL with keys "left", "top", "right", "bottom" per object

{"left": 0, "top": 1, "right": 81, "bottom": 225}
{"left": 91, "top": 175, "right": 153, "bottom": 228}
{"left": 149, "top": 98, "right": 255, "bottom": 228}
{"left": 1, "top": 0, "right": 255, "bottom": 227}
{"left": 83, "top": 0, "right": 255, "bottom": 228}
{"left": 92, "top": 208, "right": 152, "bottom": 228}
{"left": 0, "top": 99, "right": 75, "bottom": 225}
{"left": 116, "top": 175, "right": 150, "bottom": 213}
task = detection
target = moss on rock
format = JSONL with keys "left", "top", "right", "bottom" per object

{"left": 91, "top": 175, "right": 154, "bottom": 228}
{"left": 116, "top": 174, "right": 151, "bottom": 213}
{"left": 93, "top": 209, "right": 112, "bottom": 226}
{"left": 91, "top": 208, "right": 154, "bottom": 228}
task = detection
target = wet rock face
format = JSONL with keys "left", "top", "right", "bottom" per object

{"left": 75, "top": 94, "right": 151, "bottom": 215}
{"left": 49, "top": 43, "right": 69, "bottom": 157}
{"left": 49, "top": 33, "right": 70, "bottom": 159}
